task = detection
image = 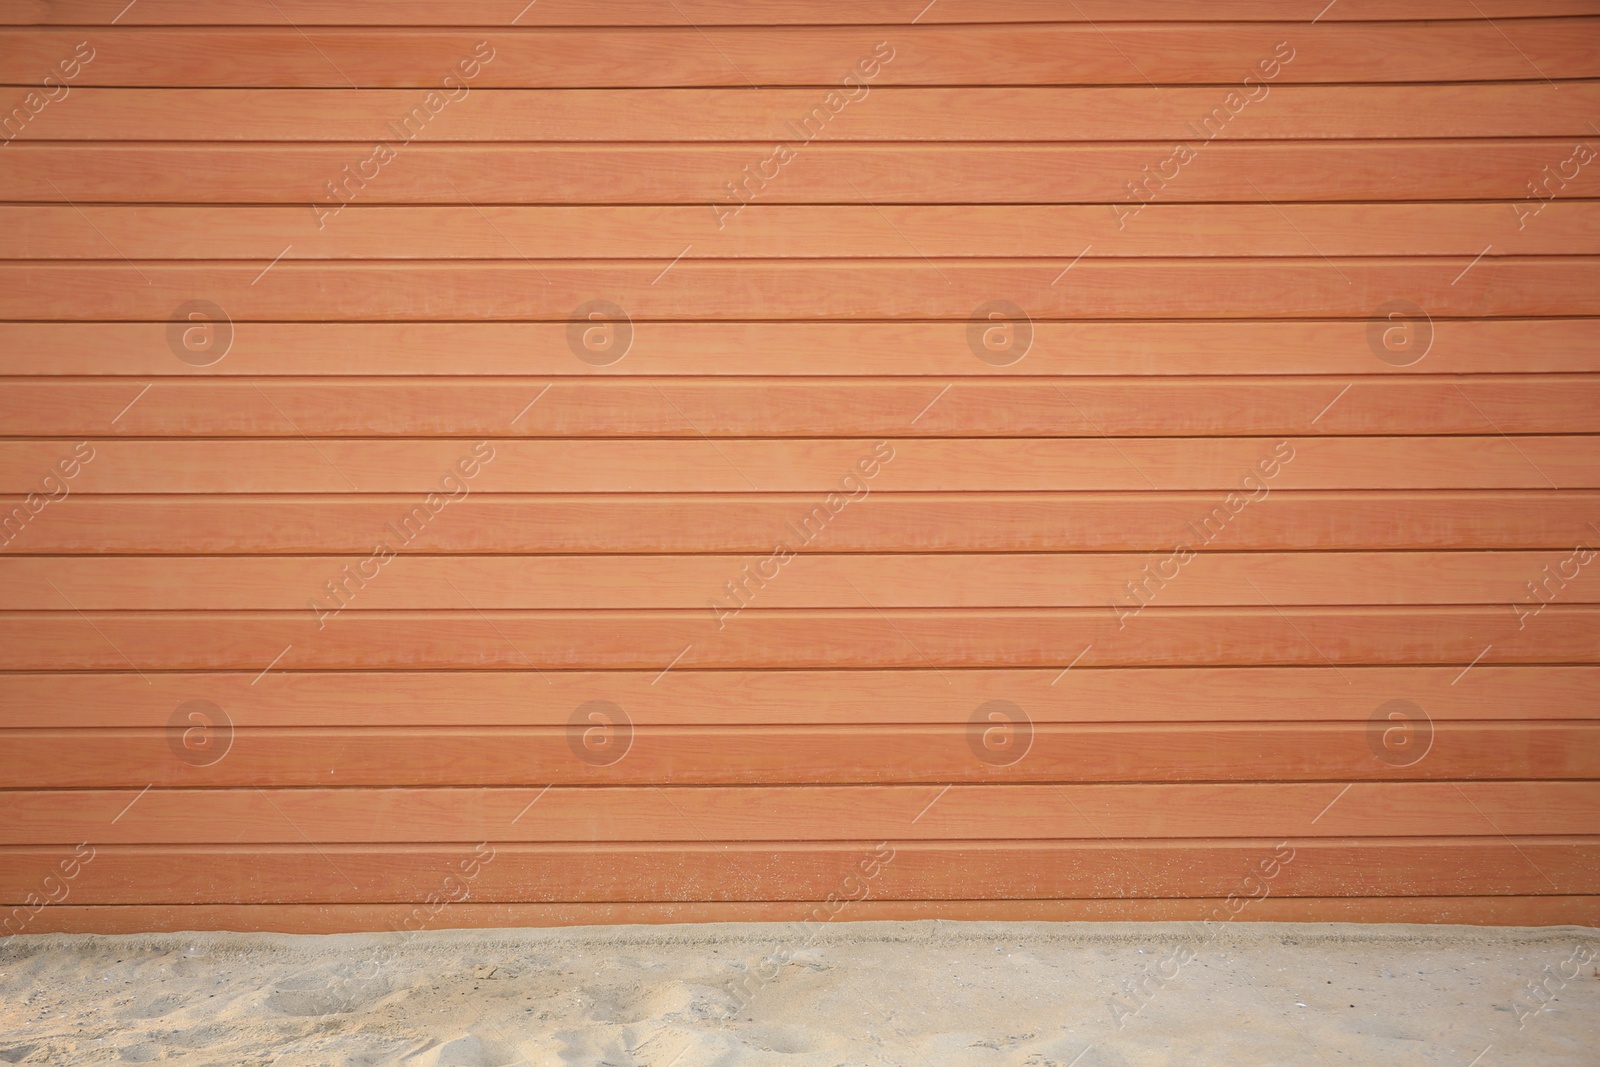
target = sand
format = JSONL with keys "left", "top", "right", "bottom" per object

{"left": 1, "top": 922, "right": 1597, "bottom": 1065}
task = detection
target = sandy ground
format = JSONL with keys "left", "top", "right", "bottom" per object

{"left": 0, "top": 922, "right": 1597, "bottom": 1066}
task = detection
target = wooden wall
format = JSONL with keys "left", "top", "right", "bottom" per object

{"left": 1, "top": 0, "right": 1598, "bottom": 933}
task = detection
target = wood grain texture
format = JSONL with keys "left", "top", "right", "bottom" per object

{"left": 3, "top": 259, "right": 1596, "bottom": 320}
{"left": 10, "top": 204, "right": 1598, "bottom": 259}
{"left": 2, "top": 841, "right": 1594, "bottom": 905}
{"left": 0, "top": 606, "right": 1592, "bottom": 671}
{"left": 6, "top": 142, "right": 1592, "bottom": 204}
{"left": 11, "top": 722, "right": 1596, "bottom": 787}
{"left": 6, "top": 23, "right": 1596, "bottom": 87}
{"left": 3, "top": 552, "right": 1587, "bottom": 609}
{"left": 13, "top": 85, "right": 1599, "bottom": 142}
{"left": 16, "top": 898, "right": 1599, "bottom": 935}
{"left": 2, "top": 7, "right": 1596, "bottom": 929}
{"left": 7, "top": 492, "right": 1594, "bottom": 553}
{"left": 4, "top": 667, "right": 1591, "bottom": 728}
{"left": 7, "top": 1, "right": 1593, "bottom": 25}
{"left": 8, "top": 378, "right": 1600, "bottom": 436}
{"left": 4, "top": 321, "right": 1593, "bottom": 377}
{"left": 3, "top": 437, "right": 1591, "bottom": 492}
{"left": 10, "top": 783, "right": 1596, "bottom": 844}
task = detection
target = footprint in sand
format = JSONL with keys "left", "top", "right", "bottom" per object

{"left": 265, "top": 986, "right": 376, "bottom": 1017}
{"left": 402, "top": 1034, "right": 498, "bottom": 1067}
{"left": 265, "top": 970, "right": 391, "bottom": 1017}
{"left": 117, "top": 993, "right": 187, "bottom": 1020}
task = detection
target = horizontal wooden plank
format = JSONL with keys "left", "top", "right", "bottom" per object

{"left": 2, "top": 841, "right": 1593, "bottom": 903}
{"left": 7, "top": 204, "right": 1596, "bottom": 260}
{"left": 10, "top": 378, "right": 1600, "bottom": 437}
{"left": 0, "top": 606, "right": 1592, "bottom": 670}
{"left": 4, "top": 667, "right": 1589, "bottom": 728}
{"left": 2, "top": 321, "right": 1593, "bottom": 377}
{"left": 6, "top": 492, "right": 1594, "bottom": 553}
{"left": 5, "top": 141, "right": 1592, "bottom": 204}
{"left": 7, "top": 783, "right": 1594, "bottom": 844}
{"left": 7, "top": 23, "right": 1595, "bottom": 87}
{"left": 3, "top": 259, "right": 1596, "bottom": 321}
{"left": 13, "top": 722, "right": 1600, "bottom": 784}
{"left": 3, "top": 437, "right": 1590, "bottom": 493}
{"left": 18, "top": 897, "right": 1599, "bottom": 933}
{"left": 7, "top": 1, "right": 1592, "bottom": 26}
{"left": 3, "top": 552, "right": 1586, "bottom": 610}
{"left": 12, "top": 85, "right": 1598, "bottom": 141}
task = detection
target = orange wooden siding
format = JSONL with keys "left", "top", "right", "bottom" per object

{"left": 2, "top": 0, "right": 1598, "bottom": 933}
